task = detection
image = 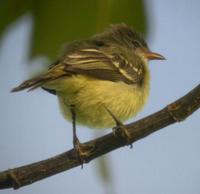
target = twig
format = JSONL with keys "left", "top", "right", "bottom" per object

{"left": 0, "top": 84, "right": 200, "bottom": 190}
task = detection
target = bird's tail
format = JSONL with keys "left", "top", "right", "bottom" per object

{"left": 11, "top": 73, "right": 53, "bottom": 92}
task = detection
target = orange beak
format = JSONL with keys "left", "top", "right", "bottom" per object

{"left": 145, "top": 51, "right": 166, "bottom": 60}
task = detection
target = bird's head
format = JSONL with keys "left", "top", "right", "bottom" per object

{"left": 98, "top": 23, "right": 165, "bottom": 61}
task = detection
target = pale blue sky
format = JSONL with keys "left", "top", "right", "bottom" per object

{"left": 0, "top": 1, "right": 200, "bottom": 194}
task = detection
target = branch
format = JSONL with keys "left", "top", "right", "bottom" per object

{"left": 0, "top": 84, "right": 200, "bottom": 190}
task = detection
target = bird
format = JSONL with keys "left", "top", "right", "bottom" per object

{"left": 11, "top": 23, "right": 165, "bottom": 161}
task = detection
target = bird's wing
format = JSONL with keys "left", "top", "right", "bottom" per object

{"left": 62, "top": 48, "right": 144, "bottom": 85}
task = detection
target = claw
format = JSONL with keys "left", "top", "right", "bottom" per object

{"left": 70, "top": 104, "right": 95, "bottom": 168}
{"left": 73, "top": 137, "right": 95, "bottom": 167}
{"left": 113, "top": 124, "right": 133, "bottom": 148}
{"left": 104, "top": 106, "right": 133, "bottom": 148}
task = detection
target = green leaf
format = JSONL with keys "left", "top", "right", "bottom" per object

{"left": 30, "top": 0, "right": 147, "bottom": 60}
{"left": 108, "top": 0, "right": 147, "bottom": 33}
{"left": 0, "top": 0, "right": 32, "bottom": 37}
{"left": 95, "top": 156, "right": 115, "bottom": 193}
{"left": 31, "top": 0, "right": 97, "bottom": 59}
{"left": 0, "top": 0, "right": 147, "bottom": 61}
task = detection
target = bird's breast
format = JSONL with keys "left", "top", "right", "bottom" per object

{"left": 57, "top": 72, "right": 150, "bottom": 129}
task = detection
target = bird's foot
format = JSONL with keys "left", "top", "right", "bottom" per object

{"left": 113, "top": 122, "right": 133, "bottom": 148}
{"left": 73, "top": 137, "right": 96, "bottom": 167}
{"left": 104, "top": 106, "right": 132, "bottom": 148}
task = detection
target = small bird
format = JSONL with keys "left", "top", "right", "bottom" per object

{"left": 12, "top": 24, "right": 165, "bottom": 160}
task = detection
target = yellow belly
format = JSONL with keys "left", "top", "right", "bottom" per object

{"left": 50, "top": 74, "right": 150, "bottom": 129}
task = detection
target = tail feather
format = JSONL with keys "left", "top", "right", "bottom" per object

{"left": 11, "top": 74, "right": 51, "bottom": 92}
{"left": 11, "top": 64, "right": 66, "bottom": 92}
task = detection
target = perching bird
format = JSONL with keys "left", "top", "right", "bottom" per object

{"left": 12, "top": 24, "right": 165, "bottom": 160}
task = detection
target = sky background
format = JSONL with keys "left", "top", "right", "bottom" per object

{"left": 0, "top": 0, "right": 200, "bottom": 194}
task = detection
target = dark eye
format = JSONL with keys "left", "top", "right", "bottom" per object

{"left": 94, "top": 40, "right": 106, "bottom": 47}
{"left": 132, "top": 40, "right": 141, "bottom": 48}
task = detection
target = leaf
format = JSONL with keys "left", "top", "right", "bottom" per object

{"left": 95, "top": 156, "right": 115, "bottom": 193}
{"left": 0, "top": 0, "right": 147, "bottom": 60}
{"left": 31, "top": 0, "right": 97, "bottom": 60}
{"left": 0, "top": 0, "right": 32, "bottom": 37}
{"left": 30, "top": 0, "right": 147, "bottom": 60}
{"left": 108, "top": 0, "right": 147, "bottom": 33}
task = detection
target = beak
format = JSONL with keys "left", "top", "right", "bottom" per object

{"left": 145, "top": 51, "right": 166, "bottom": 60}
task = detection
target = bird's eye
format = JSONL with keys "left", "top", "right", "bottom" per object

{"left": 132, "top": 40, "right": 141, "bottom": 48}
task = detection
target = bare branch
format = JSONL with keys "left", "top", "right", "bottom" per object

{"left": 0, "top": 84, "right": 200, "bottom": 190}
